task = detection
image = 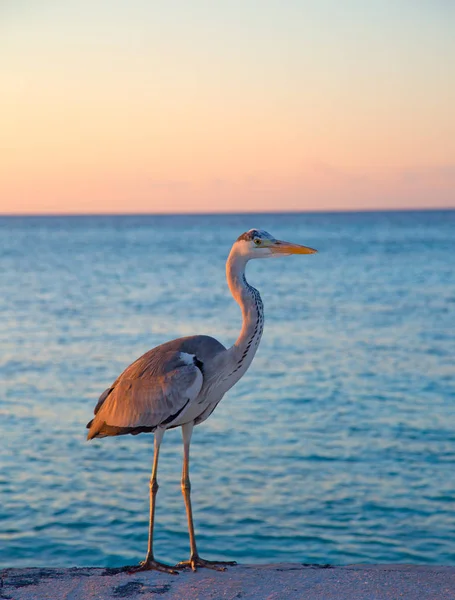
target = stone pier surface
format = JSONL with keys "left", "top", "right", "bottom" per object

{"left": 2, "top": 564, "right": 455, "bottom": 600}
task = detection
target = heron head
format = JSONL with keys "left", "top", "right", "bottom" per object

{"left": 236, "top": 229, "right": 317, "bottom": 259}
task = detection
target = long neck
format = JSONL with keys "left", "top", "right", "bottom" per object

{"left": 219, "top": 249, "right": 264, "bottom": 385}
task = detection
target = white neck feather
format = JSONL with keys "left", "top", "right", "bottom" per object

{"left": 218, "top": 245, "right": 264, "bottom": 388}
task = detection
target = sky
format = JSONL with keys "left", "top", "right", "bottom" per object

{"left": 1, "top": 0, "right": 454, "bottom": 214}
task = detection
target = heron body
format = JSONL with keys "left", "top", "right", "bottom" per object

{"left": 86, "top": 229, "right": 316, "bottom": 573}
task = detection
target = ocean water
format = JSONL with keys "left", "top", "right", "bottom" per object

{"left": 1, "top": 210, "right": 455, "bottom": 569}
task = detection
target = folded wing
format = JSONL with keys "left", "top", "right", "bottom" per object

{"left": 86, "top": 350, "right": 203, "bottom": 439}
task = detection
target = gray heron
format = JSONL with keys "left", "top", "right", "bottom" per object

{"left": 86, "top": 229, "right": 317, "bottom": 574}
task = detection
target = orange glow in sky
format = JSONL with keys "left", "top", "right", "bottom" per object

{"left": 1, "top": 1, "right": 454, "bottom": 214}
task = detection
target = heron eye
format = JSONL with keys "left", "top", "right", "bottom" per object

{"left": 254, "top": 238, "right": 261, "bottom": 246}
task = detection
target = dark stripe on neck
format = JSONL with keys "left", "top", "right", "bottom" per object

{"left": 229, "top": 286, "right": 264, "bottom": 375}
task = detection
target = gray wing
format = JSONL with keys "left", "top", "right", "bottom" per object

{"left": 87, "top": 349, "right": 203, "bottom": 439}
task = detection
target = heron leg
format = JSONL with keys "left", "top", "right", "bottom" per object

{"left": 129, "top": 428, "right": 178, "bottom": 575}
{"left": 174, "top": 422, "right": 237, "bottom": 572}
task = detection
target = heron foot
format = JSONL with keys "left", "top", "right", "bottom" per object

{"left": 128, "top": 557, "right": 179, "bottom": 575}
{"left": 175, "top": 555, "right": 237, "bottom": 572}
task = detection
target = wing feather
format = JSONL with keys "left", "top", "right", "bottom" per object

{"left": 87, "top": 350, "right": 203, "bottom": 439}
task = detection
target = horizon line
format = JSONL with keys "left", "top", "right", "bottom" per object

{"left": 0, "top": 206, "right": 453, "bottom": 218}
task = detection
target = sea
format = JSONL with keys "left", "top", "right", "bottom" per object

{"left": 1, "top": 210, "right": 454, "bottom": 568}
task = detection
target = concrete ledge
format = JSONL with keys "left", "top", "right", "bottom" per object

{"left": 2, "top": 564, "right": 455, "bottom": 600}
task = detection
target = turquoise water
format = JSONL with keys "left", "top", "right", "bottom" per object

{"left": 1, "top": 211, "right": 455, "bottom": 568}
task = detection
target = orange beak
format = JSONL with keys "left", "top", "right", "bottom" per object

{"left": 270, "top": 240, "right": 317, "bottom": 255}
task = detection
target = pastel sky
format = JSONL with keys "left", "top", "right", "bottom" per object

{"left": 1, "top": 0, "right": 454, "bottom": 214}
